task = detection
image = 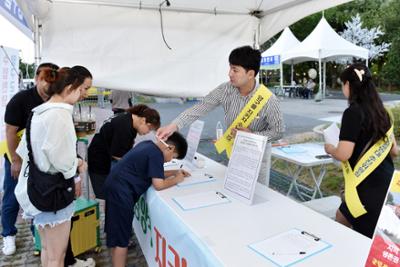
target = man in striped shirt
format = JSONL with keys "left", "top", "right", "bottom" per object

{"left": 157, "top": 46, "right": 284, "bottom": 185}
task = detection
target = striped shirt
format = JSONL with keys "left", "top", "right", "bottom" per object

{"left": 172, "top": 81, "right": 284, "bottom": 142}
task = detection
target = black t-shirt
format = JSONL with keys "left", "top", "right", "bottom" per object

{"left": 339, "top": 104, "right": 393, "bottom": 170}
{"left": 88, "top": 113, "right": 137, "bottom": 174}
{"left": 4, "top": 86, "right": 44, "bottom": 131}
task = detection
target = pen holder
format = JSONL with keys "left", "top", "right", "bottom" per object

{"left": 194, "top": 157, "right": 205, "bottom": 169}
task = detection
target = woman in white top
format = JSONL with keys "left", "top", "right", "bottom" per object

{"left": 15, "top": 67, "right": 89, "bottom": 267}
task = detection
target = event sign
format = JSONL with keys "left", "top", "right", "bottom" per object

{"left": 0, "top": 0, "right": 32, "bottom": 38}
{"left": 183, "top": 120, "right": 204, "bottom": 168}
{"left": 260, "top": 55, "right": 280, "bottom": 70}
{"left": 365, "top": 171, "right": 400, "bottom": 267}
{"left": 223, "top": 131, "right": 267, "bottom": 205}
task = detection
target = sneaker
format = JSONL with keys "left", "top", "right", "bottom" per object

{"left": 69, "top": 258, "right": 96, "bottom": 267}
{"left": 2, "top": 235, "right": 16, "bottom": 256}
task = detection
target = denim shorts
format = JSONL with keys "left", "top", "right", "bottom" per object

{"left": 33, "top": 201, "right": 75, "bottom": 228}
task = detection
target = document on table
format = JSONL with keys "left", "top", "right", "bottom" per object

{"left": 177, "top": 171, "right": 216, "bottom": 187}
{"left": 172, "top": 191, "right": 230, "bottom": 211}
{"left": 223, "top": 131, "right": 267, "bottom": 205}
{"left": 248, "top": 229, "right": 331, "bottom": 267}
{"left": 323, "top": 123, "right": 340, "bottom": 147}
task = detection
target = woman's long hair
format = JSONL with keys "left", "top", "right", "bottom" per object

{"left": 126, "top": 104, "right": 161, "bottom": 129}
{"left": 340, "top": 63, "right": 390, "bottom": 143}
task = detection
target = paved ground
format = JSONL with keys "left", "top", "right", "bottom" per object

{"left": 1, "top": 90, "right": 399, "bottom": 266}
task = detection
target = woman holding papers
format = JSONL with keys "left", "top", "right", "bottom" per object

{"left": 88, "top": 104, "right": 160, "bottom": 199}
{"left": 324, "top": 63, "right": 398, "bottom": 238}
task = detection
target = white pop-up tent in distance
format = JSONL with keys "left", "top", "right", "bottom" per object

{"left": 16, "top": 0, "right": 352, "bottom": 97}
{"left": 282, "top": 17, "right": 369, "bottom": 99}
{"left": 261, "top": 27, "right": 300, "bottom": 88}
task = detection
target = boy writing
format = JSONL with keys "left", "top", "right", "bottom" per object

{"left": 104, "top": 132, "right": 190, "bottom": 267}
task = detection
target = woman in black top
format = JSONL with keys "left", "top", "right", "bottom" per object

{"left": 88, "top": 104, "right": 160, "bottom": 199}
{"left": 325, "top": 63, "right": 398, "bottom": 238}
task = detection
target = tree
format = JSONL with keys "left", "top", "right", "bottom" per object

{"left": 339, "top": 14, "right": 390, "bottom": 62}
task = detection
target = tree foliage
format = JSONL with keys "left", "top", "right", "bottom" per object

{"left": 261, "top": 0, "right": 399, "bottom": 90}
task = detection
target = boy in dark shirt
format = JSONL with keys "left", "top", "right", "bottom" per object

{"left": 104, "top": 132, "right": 189, "bottom": 267}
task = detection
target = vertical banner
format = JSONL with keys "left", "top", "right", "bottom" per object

{"left": 365, "top": 171, "right": 400, "bottom": 267}
{"left": 0, "top": 46, "right": 19, "bottom": 188}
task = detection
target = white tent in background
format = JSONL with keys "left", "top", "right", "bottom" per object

{"left": 282, "top": 17, "right": 369, "bottom": 99}
{"left": 16, "top": 0, "right": 353, "bottom": 97}
{"left": 261, "top": 27, "right": 300, "bottom": 88}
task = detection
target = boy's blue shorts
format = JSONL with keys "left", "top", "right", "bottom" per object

{"left": 105, "top": 200, "right": 135, "bottom": 248}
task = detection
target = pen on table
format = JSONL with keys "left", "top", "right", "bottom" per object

{"left": 272, "top": 251, "right": 306, "bottom": 255}
{"left": 301, "top": 230, "right": 320, "bottom": 241}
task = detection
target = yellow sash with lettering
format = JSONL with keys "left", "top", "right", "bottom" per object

{"left": 342, "top": 125, "right": 393, "bottom": 218}
{"left": 214, "top": 84, "right": 272, "bottom": 158}
{"left": 0, "top": 130, "right": 24, "bottom": 162}
{"left": 390, "top": 170, "right": 400, "bottom": 193}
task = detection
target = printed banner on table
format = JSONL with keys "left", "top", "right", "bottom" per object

{"left": 365, "top": 171, "right": 400, "bottom": 267}
{"left": 132, "top": 187, "right": 223, "bottom": 267}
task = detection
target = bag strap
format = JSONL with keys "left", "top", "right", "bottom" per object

{"left": 25, "top": 112, "right": 36, "bottom": 164}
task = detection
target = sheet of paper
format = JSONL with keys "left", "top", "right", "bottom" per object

{"left": 177, "top": 171, "right": 216, "bottom": 187}
{"left": 172, "top": 191, "right": 230, "bottom": 211}
{"left": 184, "top": 120, "right": 204, "bottom": 164}
{"left": 223, "top": 131, "right": 267, "bottom": 205}
{"left": 249, "top": 229, "right": 331, "bottom": 267}
{"left": 323, "top": 123, "right": 340, "bottom": 147}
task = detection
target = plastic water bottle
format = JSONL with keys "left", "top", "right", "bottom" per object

{"left": 216, "top": 121, "right": 223, "bottom": 140}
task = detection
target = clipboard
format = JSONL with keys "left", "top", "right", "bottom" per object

{"left": 172, "top": 190, "right": 231, "bottom": 211}
{"left": 248, "top": 228, "right": 331, "bottom": 267}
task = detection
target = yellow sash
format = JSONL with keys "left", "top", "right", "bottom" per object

{"left": 342, "top": 125, "right": 394, "bottom": 218}
{"left": 214, "top": 84, "right": 272, "bottom": 158}
{"left": 390, "top": 170, "right": 400, "bottom": 193}
{"left": 0, "top": 130, "right": 24, "bottom": 162}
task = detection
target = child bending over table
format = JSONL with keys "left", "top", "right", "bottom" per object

{"left": 104, "top": 132, "right": 190, "bottom": 267}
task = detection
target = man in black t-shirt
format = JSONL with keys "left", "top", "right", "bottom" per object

{"left": 1, "top": 63, "right": 58, "bottom": 256}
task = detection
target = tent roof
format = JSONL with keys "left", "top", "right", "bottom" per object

{"left": 261, "top": 27, "right": 300, "bottom": 58}
{"left": 282, "top": 17, "right": 369, "bottom": 63}
{"left": 16, "top": 0, "right": 353, "bottom": 97}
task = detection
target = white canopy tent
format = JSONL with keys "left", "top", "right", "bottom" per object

{"left": 282, "top": 17, "right": 369, "bottom": 99}
{"left": 261, "top": 27, "right": 300, "bottom": 88}
{"left": 16, "top": 0, "right": 352, "bottom": 97}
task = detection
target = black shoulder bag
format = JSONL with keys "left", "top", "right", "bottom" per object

{"left": 26, "top": 113, "right": 75, "bottom": 213}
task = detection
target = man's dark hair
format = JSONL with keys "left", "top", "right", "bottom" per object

{"left": 166, "top": 132, "right": 188, "bottom": 159}
{"left": 71, "top": 65, "right": 93, "bottom": 79}
{"left": 229, "top": 46, "right": 261, "bottom": 76}
{"left": 35, "top": 62, "right": 59, "bottom": 76}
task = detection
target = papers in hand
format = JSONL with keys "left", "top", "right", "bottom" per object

{"left": 248, "top": 229, "right": 331, "bottom": 267}
{"left": 323, "top": 123, "right": 340, "bottom": 147}
{"left": 172, "top": 191, "right": 230, "bottom": 211}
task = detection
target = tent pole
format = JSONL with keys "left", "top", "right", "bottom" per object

{"left": 34, "top": 16, "right": 41, "bottom": 67}
{"left": 291, "top": 63, "right": 294, "bottom": 83}
{"left": 280, "top": 62, "right": 283, "bottom": 91}
{"left": 318, "top": 53, "right": 322, "bottom": 101}
{"left": 323, "top": 61, "right": 326, "bottom": 98}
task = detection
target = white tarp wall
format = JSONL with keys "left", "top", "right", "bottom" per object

{"left": 0, "top": 46, "right": 19, "bottom": 190}
{"left": 40, "top": 3, "right": 257, "bottom": 97}
{"left": 16, "top": 0, "right": 353, "bottom": 97}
